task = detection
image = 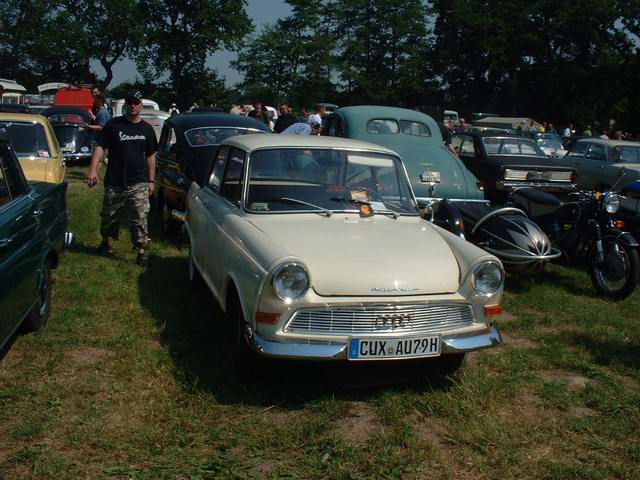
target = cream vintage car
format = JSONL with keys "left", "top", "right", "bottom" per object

{"left": 0, "top": 112, "right": 65, "bottom": 183}
{"left": 185, "top": 135, "right": 503, "bottom": 372}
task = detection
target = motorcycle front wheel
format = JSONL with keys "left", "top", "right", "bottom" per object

{"left": 590, "top": 237, "right": 640, "bottom": 299}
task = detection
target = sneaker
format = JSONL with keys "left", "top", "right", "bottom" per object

{"left": 97, "top": 241, "right": 112, "bottom": 255}
{"left": 136, "top": 252, "right": 147, "bottom": 267}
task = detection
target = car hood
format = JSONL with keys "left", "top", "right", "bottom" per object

{"left": 247, "top": 215, "right": 460, "bottom": 296}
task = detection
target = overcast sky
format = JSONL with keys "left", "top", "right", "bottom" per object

{"left": 92, "top": 0, "right": 292, "bottom": 88}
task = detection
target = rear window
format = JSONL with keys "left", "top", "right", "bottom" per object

{"left": 614, "top": 146, "right": 640, "bottom": 163}
{"left": 184, "top": 127, "right": 266, "bottom": 147}
{"left": 400, "top": 120, "right": 431, "bottom": 137}
{"left": 0, "top": 121, "right": 51, "bottom": 158}
{"left": 48, "top": 113, "right": 84, "bottom": 123}
{"left": 366, "top": 119, "right": 399, "bottom": 134}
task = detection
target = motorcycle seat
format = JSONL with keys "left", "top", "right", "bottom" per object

{"left": 512, "top": 187, "right": 562, "bottom": 219}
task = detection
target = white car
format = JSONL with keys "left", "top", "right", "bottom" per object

{"left": 185, "top": 135, "right": 503, "bottom": 372}
{"left": 111, "top": 98, "right": 160, "bottom": 117}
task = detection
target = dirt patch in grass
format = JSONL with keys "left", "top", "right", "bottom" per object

{"left": 569, "top": 406, "right": 598, "bottom": 418}
{"left": 501, "top": 333, "right": 539, "bottom": 350}
{"left": 335, "top": 401, "right": 379, "bottom": 445}
{"left": 406, "top": 411, "right": 451, "bottom": 447}
{"left": 494, "top": 312, "right": 518, "bottom": 323}
{"left": 538, "top": 369, "right": 591, "bottom": 390}
{"left": 68, "top": 347, "right": 113, "bottom": 365}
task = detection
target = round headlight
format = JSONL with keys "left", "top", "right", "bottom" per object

{"left": 272, "top": 263, "right": 310, "bottom": 301}
{"left": 472, "top": 261, "right": 504, "bottom": 297}
{"left": 604, "top": 194, "right": 620, "bottom": 214}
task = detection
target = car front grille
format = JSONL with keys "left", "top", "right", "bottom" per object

{"left": 284, "top": 303, "right": 475, "bottom": 336}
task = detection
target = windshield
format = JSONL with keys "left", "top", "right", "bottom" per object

{"left": 614, "top": 146, "right": 640, "bottom": 163}
{"left": 0, "top": 121, "right": 51, "bottom": 158}
{"left": 185, "top": 127, "right": 266, "bottom": 147}
{"left": 483, "top": 137, "right": 546, "bottom": 156}
{"left": 246, "top": 148, "right": 418, "bottom": 215}
{"left": 538, "top": 139, "right": 562, "bottom": 149}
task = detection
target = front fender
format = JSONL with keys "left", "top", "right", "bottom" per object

{"left": 614, "top": 231, "right": 639, "bottom": 248}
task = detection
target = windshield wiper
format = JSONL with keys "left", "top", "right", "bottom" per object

{"left": 270, "top": 197, "right": 333, "bottom": 217}
{"left": 329, "top": 197, "right": 399, "bottom": 219}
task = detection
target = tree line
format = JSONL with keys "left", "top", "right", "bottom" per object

{"left": 1, "top": 0, "right": 639, "bottom": 131}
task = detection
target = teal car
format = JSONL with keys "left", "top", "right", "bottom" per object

{"left": 0, "top": 136, "right": 73, "bottom": 353}
{"left": 325, "top": 106, "right": 560, "bottom": 272}
{"left": 325, "top": 106, "right": 484, "bottom": 206}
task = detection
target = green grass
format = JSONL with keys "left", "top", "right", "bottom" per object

{"left": 1, "top": 166, "right": 639, "bottom": 479}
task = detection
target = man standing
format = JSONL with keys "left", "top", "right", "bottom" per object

{"left": 274, "top": 103, "right": 297, "bottom": 133}
{"left": 84, "top": 94, "right": 111, "bottom": 134}
{"left": 247, "top": 101, "right": 270, "bottom": 127}
{"left": 86, "top": 90, "right": 158, "bottom": 267}
{"left": 563, "top": 123, "right": 574, "bottom": 139}
{"left": 168, "top": 103, "right": 180, "bottom": 116}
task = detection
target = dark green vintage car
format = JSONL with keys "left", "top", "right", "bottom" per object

{"left": 0, "top": 136, "right": 72, "bottom": 353}
{"left": 325, "top": 106, "right": 561, "bottom": 272}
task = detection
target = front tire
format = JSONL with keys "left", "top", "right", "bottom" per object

{"left": 590, "top": 237, "right": 640, "bottom": 299}
{"left": 22, "top": 264, "right": 52, "bottom": 332}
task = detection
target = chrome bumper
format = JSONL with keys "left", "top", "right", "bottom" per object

{"left": 245, "top": 325, "right": 502, "bottom": 361}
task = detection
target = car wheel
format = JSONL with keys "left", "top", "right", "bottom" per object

{"left": 228, "top": 291, "right": 260, "bottom": 380}
{"left": 22, "top": 264, "right": 52, "bottom": 332}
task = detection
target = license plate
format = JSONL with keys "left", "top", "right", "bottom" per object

{"left": 420, "top": 171, "right": 441, "bottom": 184}
{"left": 348, "top": 335, "right": 441, "bottom": 361}
{"left": 526, "top": 171, "right": 551, "bottom": 181}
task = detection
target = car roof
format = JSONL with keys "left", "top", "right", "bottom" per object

{"left": 576, "top": 138, "right": 640, "bottom": 147}
{"left": 168, "top": 112, "right": 271, "bottom": 134}
{"left": 222, "top": 133, "right": 399, "bottom": 156}
{"left": 457, "top": 130, "right": 532, "bottom": 139}
{"left": 0, "top": 112, "right": 52, "bottom": 126}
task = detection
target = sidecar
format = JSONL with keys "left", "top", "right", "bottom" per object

{"left": 324, "top": 106, "right": 561, "bottom": 272}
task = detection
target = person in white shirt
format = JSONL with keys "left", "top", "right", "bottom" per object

{"left": 563, "top": 123, "right": 573, "bottom": 138}
{"left": 307, "top": 104, "right": 326, "bottom": 126}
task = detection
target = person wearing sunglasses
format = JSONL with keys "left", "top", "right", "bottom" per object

{"left": 86, "top": 90, "right": 158, "bottom": 267}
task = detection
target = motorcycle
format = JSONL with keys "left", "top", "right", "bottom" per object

{"left": 508, "top": 170, "right": 640, "bottom": 299}
{"left": 427, "top": 199, "right": 561, "bottom": 274}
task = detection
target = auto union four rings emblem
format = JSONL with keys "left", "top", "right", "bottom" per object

{"left": 374, "top": 312, "right": 414, "bottom": 329}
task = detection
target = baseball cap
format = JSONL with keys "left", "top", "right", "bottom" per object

{"left": 125, "top": 90, "right": 143, "bottom": 105}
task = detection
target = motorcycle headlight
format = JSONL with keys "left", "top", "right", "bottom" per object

{"left": 472, "top": 261, "right": 504, "bottom": 297}
{"left": 272, "top": 263, "right": 310, "bottom": 301}
{"left": 604, "top": 194, "right": 620, "bottom": 214}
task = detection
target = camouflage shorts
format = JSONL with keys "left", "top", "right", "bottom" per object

{"left": 100, "top": 183, "right": 150, "bottom": 248}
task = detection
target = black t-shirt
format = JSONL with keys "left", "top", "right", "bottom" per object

{"left": 97, "top": 116, "right": 158, "bottom": 187}
{"left": 274, "top": 113, "right": 298, "bottom": 133}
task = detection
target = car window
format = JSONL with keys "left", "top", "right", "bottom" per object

{"left": 399, "top": 120, "right": 431, "bottom": 137}
{"left": 586, "top": 144, "right": 607, "bottom": 161}
{"left": 482, "top": 138, "right": 501, "bottom": 154}
{"left": 460, "top": 138, "right": 476, "bottom": 156}
{"left": 501, "top": 139, "right": 520, "bottom": 154}
{"left": 366, "top": 119, "right": 399, "bottom": 134}
{"left": 161, "top": 126, "right": 177, "bottom": 156}
{"left": 219, "top": 147, "right": 246, "bottom": 204}
{"left": 519, "top": 140, "right": 538, "bottom": 155}
{"left": 614, "top": 146, "right": 640, "bottom": 164}
{"left": 246, "top": 148, "right": 418, "bottom": 215}
{"left": 184, "top": 127, "right": 266, "bottom": 147}
{"left": 0, "top": 121, "right": 51, "bottom": 158}
{"left": 567, "top": 141, "right": 589, "bottom": 157}
{"left": 208, "top": 145, "right": 229, "bottom": 191}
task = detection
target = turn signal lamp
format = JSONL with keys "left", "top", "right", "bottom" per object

{"left": 484, "top": 305, "right": 503, "bottom": 316}
{"left": 613, "top": 220, "right": 625, "bottom": 229}
{"left": 256, "top": 312, "right": 280, "bottom": 324}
